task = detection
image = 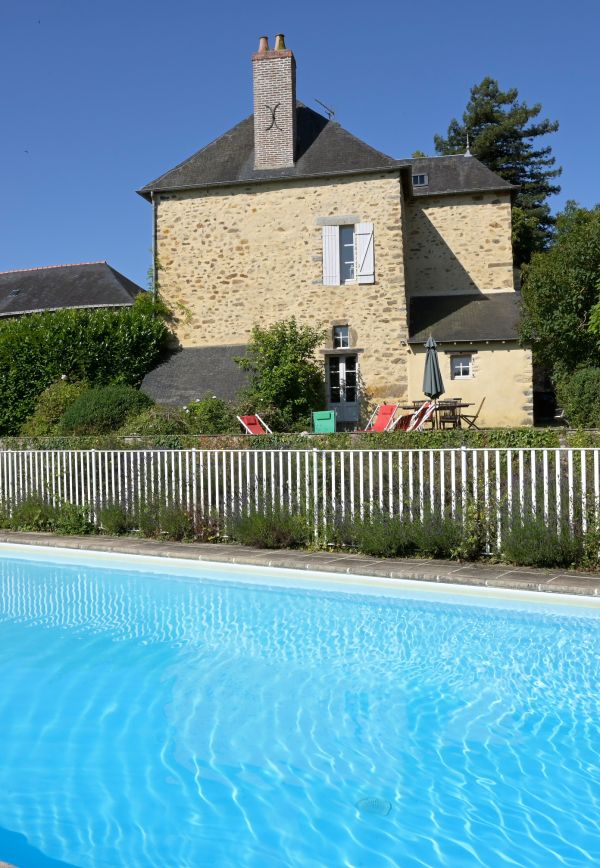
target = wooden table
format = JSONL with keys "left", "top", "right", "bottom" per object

{"left": 401, "top": 402, "right": 474, "bottom": 429}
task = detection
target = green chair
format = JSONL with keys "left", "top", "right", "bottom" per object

{"left": 312, "top": 410, "right": 336, "bottom": 434}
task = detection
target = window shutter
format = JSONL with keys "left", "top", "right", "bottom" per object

{"left": 355, "top": 222, "right": 375, "bottom": 284}
{"left": 322, "top": 225, "right": 340, "bottom": 286}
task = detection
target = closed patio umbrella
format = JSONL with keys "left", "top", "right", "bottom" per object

{"left": 423, "top": 336, "right": 444, "bottom": 400}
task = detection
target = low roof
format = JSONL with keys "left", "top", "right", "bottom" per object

{"left": 408, "top": 293, "right": 522, "bottom": 344}
{"left": 0, "top": 262, "right": 142, "bottom": 317}
{"left": 142, "top": 345, "right": 250, "bottom": 406}
{"left": 138, "top": 105, "right": 512, "bottom": 198}
{"left": 408, "top": 155, "right": 513, "bottom": 198}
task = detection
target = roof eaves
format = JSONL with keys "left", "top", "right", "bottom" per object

{"left": 137, "top": 163, "right": 406, "bottom": 199}
{"left": 410, "top": 184, "right": 518, "bottom": 200}
{"left": 407, "top": 334, "right": 519, "bottom": 345}
{"left": 0, "top": 303, "right": 136, "bottom": 319}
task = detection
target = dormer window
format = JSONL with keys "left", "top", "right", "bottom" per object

{"left": 412, "top": 173, "right": 428, "bottom": 187}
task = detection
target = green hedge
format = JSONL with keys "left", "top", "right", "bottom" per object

{"left": 555, "top": 368, "right": 600, "bottom": 428}
{"left": 0, "top": 293, "right": 169, "bottom": 434}
{"left": 1, "top": 427, "right": 599, "bottom": 451}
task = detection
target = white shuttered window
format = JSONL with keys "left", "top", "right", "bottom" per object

{"left": 322, "top": 225, "right": 340, "bottom": 286}
{"left": 321, "top": 222, "right": 375, "bottom": 285}
{"left": 355, "top": 222, "right": 375, "bottom": 284}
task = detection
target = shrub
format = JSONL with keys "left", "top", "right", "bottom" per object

{"left": 53, "top": 501, "right": 94, "bottom": 535}
{"left": 335, "top": 508, "right": 480, "bottom": 561}
{"left": 555, "top": 368, "right": 600, "bottom": 428}
{"left": 158, "top": 503, "right": 194, "bottom": 541}
{"left": 350, "top": 513, "right": 416, "bottom": 558}
{"left": 185, "top": 396, "right": 238, "bottom": 435}
{"left": 0, "top": 504, "right": 10, "bottom": 527}
{"left": 136, "top": 501, "right": 160, "bottom": 538}
{"left": 98, "top": 503, "right": 134, "bottom": 535}
{"left": 228, "top": 508, "right": 311, "bottom": 549}
{"left": 236, "top": 318, "right": 326, "bottom": 431}
{"left": 500, "top": 514, "right": 583, "bottom": 568}
{"left": 411, "top": 511, "right": 464, "bottom": 559}
{"left": 119, "top": 405, "right": 190, "bottom": 436}
{"left": 10, "top": 496, "right": 55, "bottom": 531}
{"left": 61, "top": 385, "right": 153, "bottom": 435}
{"left": 0, "top": 292, "right": 170, "bottom": 435}
{"left": 190, "top": 509, "right": 224, "bottom": 542}
{"left": 20, "top": 379, "right": 89, "bottom": 436}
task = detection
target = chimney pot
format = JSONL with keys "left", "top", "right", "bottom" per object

{"left": 252, "top": 33, "right": 296, "bottom": 170}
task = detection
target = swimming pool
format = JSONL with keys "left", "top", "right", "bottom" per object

{"left": 0, "top": 545, "right": 598, "bottom": 867}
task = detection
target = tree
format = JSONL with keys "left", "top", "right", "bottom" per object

{"left": 236, "top": 319, "right": 326, "bottom": 431}
{"left": 434, "top": 77, "right": 561, "bottom": 265}
{"left": 520, "top": 202, "right": 600, "bottom": 376}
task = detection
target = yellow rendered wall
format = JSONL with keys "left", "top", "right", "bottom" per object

{"left": 406, "top": 343, "right": 534, "bottom": 427}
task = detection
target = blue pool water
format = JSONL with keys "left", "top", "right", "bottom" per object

{"left": 0, "top": 549, "right": 598, "bottom": 867}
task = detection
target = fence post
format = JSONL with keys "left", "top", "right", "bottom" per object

{"left": 91, "top": 450, "right": 97, "bottom": 524}
{"left": 312, "top": 449, "right": 319, "bottom": 539}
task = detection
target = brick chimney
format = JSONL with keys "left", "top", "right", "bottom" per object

{"left": 252, "top": 34, "right": 296, "bottom": 170}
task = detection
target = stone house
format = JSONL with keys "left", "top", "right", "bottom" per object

{"left": 140, "top": 34, "right": 533, "bottom": 427}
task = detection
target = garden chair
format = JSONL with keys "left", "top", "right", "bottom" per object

{"left": 461, "top": 397, "right": 485, "bottom": 430}
{"left": 406, "top": 401, "right": 436, "bottom": 432}
{"left": 237, "top": 414, "right": 272, "bottom": 435}
{"left": 438, "top": 400, "right": 463, "bottom": 429}
{"left": 312, "top": 410, "right": 336, "bottom": 434}
{"left": 361, "top": 404, "right": 399, "bottom": 433}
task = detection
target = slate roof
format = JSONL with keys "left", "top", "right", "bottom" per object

{"left": 408, "top": 293, "right": 522, "bottom": 344}
{"left": 142, "top": 345, "right": 250, "bottom": 406}
{"left": 408, "top": 155, "right": 513, "bottom": 197}
{"left": 0, "top": 262, "right": 142, "bottom": 317}
{"left": 138, "top": 104, "right": 512, "bottom": 198}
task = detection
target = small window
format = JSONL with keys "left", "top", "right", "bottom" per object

{"left": 339, "top": 225, "right": 355, "bottom": 283}
{"left": 412, "top": 173, "right": 428, "bottom": 187}
{"left": 333, "top": 325, "right": 350, "bottom": 349}
{"left": 450, "top": 354, "right": 473, "bottom": 380}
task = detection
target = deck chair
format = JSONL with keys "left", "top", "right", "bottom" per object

{"left": 312, "top": 410, "right": 336, "bottom": 434}
{"left": 361, "top": 404, "right": 398, "bottom": 433}
{"left": 461, "top": 397, "right": 485, "bottom": 429}
{"left": 237, "top": 414, "right": 272, "bottom": 435}
{"left": 406, "top": 401, "right": 436, "bottom": 432}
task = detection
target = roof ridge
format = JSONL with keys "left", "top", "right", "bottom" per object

{"left": 0, "top": 261, "right": 107, "bottom": 276}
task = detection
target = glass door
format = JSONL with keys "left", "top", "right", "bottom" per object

{"left": 327, "top": 355, "right": 359, "bottom": 425}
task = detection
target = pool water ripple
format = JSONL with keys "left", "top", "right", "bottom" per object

{"left": 0, "top": 555, "right": 598, "bottom": 866}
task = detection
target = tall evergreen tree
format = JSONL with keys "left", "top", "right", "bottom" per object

{"left": 434, "top": 78, "right": 561, "bottom": 265}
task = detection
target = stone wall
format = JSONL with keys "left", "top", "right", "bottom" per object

{"left": 407, "top": 342, "right": 534, "bottom": 427}
{"left": 156, "top": 172, "right": 409, "bottom": 402}
{"left": 406, "top": 192, "right": 514, "bottom": 296}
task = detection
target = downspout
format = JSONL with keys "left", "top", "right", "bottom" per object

{"left": 150, "top": 190, "right": 157, "bottom": 297}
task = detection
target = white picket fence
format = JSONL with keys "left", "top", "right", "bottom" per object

{"left": 0, "top": 447, "right": 599, "bottom": 541}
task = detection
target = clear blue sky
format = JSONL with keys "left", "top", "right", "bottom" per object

{"left": 2, "top": 0, "right": 598, "bottom": 286}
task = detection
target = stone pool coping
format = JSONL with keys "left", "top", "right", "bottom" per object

{"left": 0, "top": 531, "right": 598, "bottom": 598}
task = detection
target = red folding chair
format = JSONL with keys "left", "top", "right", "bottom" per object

{"left": 361, "top": 404, "right": 399, "bottom": 433}
{"left": 406, "top": 401, "right": 435, "bottom": 432}
{"left": 237, "top": 414, "right": 272, "bottom": 435}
